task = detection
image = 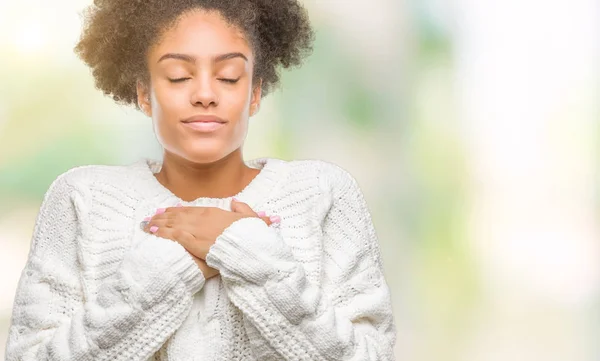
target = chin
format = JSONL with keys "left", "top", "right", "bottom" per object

{"left": 182, "top": 152, "right": 224, "bottom": 165}
{"left": 182, "top": 146, "right": 234, "bottom": 164}
{"left": 169, "top": 136, "right": 241, "bottom": 164}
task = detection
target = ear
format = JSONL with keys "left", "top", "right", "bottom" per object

{"left": 249, "top": 79, "right": 262, "bottom": 117}
{"left": 136, "top": 80, "right": 152, "bottom": 117}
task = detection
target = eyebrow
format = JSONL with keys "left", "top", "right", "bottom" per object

{"left": 157, "top": 52, "right": 248, "bottom": 64}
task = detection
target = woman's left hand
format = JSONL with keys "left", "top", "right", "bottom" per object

{"left": 141, "top": 199, "right": 277, "bottom": 260}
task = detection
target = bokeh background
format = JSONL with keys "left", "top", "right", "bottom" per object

{"left": 1, "top": 0, "right": 599, "bottom": 359}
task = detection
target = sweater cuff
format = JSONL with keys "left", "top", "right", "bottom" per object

{"left": 126, "top": 235, "right": 205, "bottom": 298}
{"left": 206, "top": 217, "right": 296, "bottom": 285}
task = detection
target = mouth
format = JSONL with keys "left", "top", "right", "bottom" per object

{"left": 181, "top": 115, "right": 227, "bottom": 124}
{"left": 181, "top": 115, "right": 227, "bottom": 133}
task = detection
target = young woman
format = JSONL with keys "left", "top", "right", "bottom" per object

{"left": 5, "top": 0, "right": 396, "bottom": 360}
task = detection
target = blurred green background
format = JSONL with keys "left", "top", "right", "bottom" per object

{"left": 1, "top": 0, "right": 599, "bottom": 360}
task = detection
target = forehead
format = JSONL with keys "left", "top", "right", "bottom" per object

{"left": 151, "top": 10, "right": 251, "bottom": 60}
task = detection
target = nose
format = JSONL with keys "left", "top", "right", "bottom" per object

{"left": 190, "top": 74, "right": 218, "bottom": 108}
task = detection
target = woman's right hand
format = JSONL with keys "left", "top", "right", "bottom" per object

{"left": 188, "top": 251, "right": 219, "bottom": 279}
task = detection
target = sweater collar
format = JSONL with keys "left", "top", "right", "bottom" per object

{"left": 131, "top": 156, "right": 287, "bottom": 211}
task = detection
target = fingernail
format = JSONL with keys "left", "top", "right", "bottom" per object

{"left": 176, "top": 202, "right": 183, "bottom": 207}
{"left": 257, "top": 211, "right": 266, "bottom": 217}
{"left": 150, "top": 226, "right": 158, "bottom": 233}
{"left": 269, "top": 215, "right": 281, "bottom": 223}
{"left": 155, "top": 208, "right": 165, "bottom": 214}
{"left": 143, "top": 216, "right": 151, "bottom": 221}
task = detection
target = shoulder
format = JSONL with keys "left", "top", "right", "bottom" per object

{"left": 44, "top": 161, "right": 138, "bottom": 203}
{"left": 52, "top": 162, "right": 127, "bottom": 187}
{"left": 281, "top": 158, "right": 361, "bottom": 195}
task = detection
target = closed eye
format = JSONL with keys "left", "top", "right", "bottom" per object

{"left": 168, "top": 77, "right": 190, "bottom": 83}
{"left": 219, "top": 78, "right": 239, "bottom": 84}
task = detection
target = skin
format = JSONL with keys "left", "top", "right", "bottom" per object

{"left": 137, "top": 9, "right": 262, "bottom": 201}
{"left": 135, "top": 9, "right": 276, "bottom": 279}
{"left": 144, "top": 201, "right": 272, "bottom": 279}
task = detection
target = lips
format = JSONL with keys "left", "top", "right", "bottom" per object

{"left": 181, "top": 115, "right": 227, "bottom": 133}
{"left": 181, "top": 115, "right": 227, "bottom": 124}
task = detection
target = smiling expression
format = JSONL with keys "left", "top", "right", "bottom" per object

{"left": 137, "top": 9, "right": 262, "bottom": 164}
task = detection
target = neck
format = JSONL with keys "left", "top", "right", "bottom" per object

{"left": 154, "top": 149, "right": 260, "bottom": 201}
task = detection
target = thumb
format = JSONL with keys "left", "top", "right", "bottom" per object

{"left": 231, "top": 198, "right": 256, "bottom": 215}
{"left": 231, "top": 198, "right": 273, "bottom": 226}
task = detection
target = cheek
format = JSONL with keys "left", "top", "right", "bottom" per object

{"left": 224, "top": 84, "right": 253, "bottom": 117}
{"left": 219, "top": 92, "right": 251, "bottom": 146}
{"left": 152, "top": 86, "right": 187, "bottom": 116}
{"left": 148, "top": 95, "right": 181, "bottom": 149}
{"left": 151, "top": 87, "right": 189, "bottom": 136}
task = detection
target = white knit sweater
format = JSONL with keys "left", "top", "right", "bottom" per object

{"left": 5, "top": 157, "right": 396, "bottom": 361}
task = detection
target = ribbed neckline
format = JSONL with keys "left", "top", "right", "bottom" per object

{"left": 130, "top": 157, "right": 286, "bottom": 210}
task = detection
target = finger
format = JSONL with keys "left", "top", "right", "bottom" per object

{"left": 147, "top": 216, "right": 201, "bottom": 237}
{"left": 146, "top": 216, "right": 178, "bottom": 229}
{"left": 260, "top": 216, "right": 273, "bottom": 226}
{"left": 148, "top": 206, "right": 187, "bottom": 220}
{"left": 230, "top": 198, "right": 257, "bottom": 216}
{"left": 162, "top": 206, "right": 188, "bottom": 214}
{"left": 230, "top": 199, "right": 279, "bottom": 226}
{"left": 147, "top": 206, "right": 197, "bottom": 227}
{"left": 148, "top": 226, "right": 212, "bottom": 259}
{"left": 146, "top": 208, "right": 183, "bottom": 224}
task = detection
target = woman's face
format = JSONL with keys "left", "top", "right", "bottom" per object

{"left": 137, "top": 10, "right": 261, "bottom": 164}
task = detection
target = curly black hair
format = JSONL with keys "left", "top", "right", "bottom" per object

{"left": 74, "top": 0, "right": 315, "bottom": 108}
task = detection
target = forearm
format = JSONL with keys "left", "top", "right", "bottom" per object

{"left": 6, "top": 235, "right": 204, "bottom": 361}
{"left": 206, "top": 218, "right": 395, "bottom": 360}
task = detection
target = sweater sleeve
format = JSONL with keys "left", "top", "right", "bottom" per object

{"left": 205, "top": 165, "right": 397, "bottom": 360}
{"left": 5, "top": 171, "right": 205, "bottom": 361}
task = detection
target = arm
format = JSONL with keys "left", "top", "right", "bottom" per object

{"left": 5, "top": 171, "right": 204, "bottom": 361}
{"left": 206, "top": 165, "right": 396, "bottom": 360}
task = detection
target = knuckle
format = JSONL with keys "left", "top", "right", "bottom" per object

{"left": 172, "top": 229, "right": 183, "bottom": 240}
{"left": 179, "top": 231, "right": 192, "bottom": 241}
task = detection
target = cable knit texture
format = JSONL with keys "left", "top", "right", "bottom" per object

{"left": 5, "top": 157, "right": 396, "bottom": 361}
